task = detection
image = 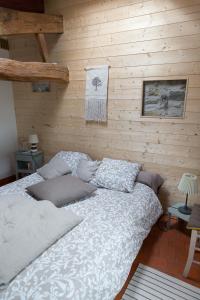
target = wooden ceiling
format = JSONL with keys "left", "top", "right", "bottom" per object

{"left": 0, "top": 0, "right": 44, "bottom": 13}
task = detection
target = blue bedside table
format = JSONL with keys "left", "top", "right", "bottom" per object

{"left": 16, "top": 151, "right": 44, "bottom": 179}
{"left": 166, "top": 202, "right": 190, "bottom": 230}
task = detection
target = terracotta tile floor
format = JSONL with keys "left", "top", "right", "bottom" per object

{"left": 116, "top": 217, "right": 200, "bottom": 299}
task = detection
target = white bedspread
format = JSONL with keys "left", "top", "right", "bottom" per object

{"left": 0, "top": 174, "right": 162, "bottom": 300}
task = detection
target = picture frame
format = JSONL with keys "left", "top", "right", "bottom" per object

{"left": 141, "top": 78, "right": 188, "bottom": 119}
{"left": 32, "top": 81, "right": 50, "bottom": 92}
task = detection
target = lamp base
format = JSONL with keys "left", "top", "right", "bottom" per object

{"left": 178, "top": 205, "right": 192, "bottom": 215}
{"left": 31, "top": 143, "right": 38, "bottom": 153}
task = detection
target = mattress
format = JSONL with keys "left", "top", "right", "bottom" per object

{"left": 0, "top": 173, "right": 162, "bottom": 300}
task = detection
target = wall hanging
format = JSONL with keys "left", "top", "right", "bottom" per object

{"left": 85, "top": 65, "right": 109, "bottom": 122}
{"left": 141, "top": 79, "right": 187, "bottom": 118}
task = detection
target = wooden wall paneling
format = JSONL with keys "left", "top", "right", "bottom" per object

{"left": 62, "top": 0, "right": 200, "bottom": 31}
{"left": 46, "top": 0, "right": 200, "bottom": 23}
{"left": 50, "top": 34, "right": 200, "bottom": 61}
{"left": 10, "top": 0, "right": 200, "bottom": 207}
{"left": 60, "top": 5, "right": 200, "bottom": 41}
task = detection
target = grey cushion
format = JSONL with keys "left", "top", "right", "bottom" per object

{"left": 0, "top": 194, "right": 82, "bottom": 288}
{"left": 76, "top": 159, "right": 100, "bottom": 182}
{"left": 27, "top": 175, "right": 97, "bottom": 207}
{"left": 53, "top": 151, "right": 92, "bottom": 175}
{"left": 37, "top": 156, "right": 71, "bottom": 180}
{"left": 136, "top": 171, "right": 164, "bottom": 194}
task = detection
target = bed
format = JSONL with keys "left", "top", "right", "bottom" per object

{"left": 0, "top": 169, "right": 162, "bottom": 300}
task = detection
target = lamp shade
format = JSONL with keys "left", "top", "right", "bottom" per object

{"left": 178, "top": 173, "right": 198, "bottom": 195}
{"left": 28, "top": 134, "right": 39, "bottom": 144}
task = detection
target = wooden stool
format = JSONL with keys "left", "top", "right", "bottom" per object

{"left": 183, "top": 230, "right": 200, "bottom": 277}
{"left": 183, "top": 204, "right": 200, "bottom": 277}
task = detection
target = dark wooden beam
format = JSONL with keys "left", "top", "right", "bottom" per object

{"left": 0, "top": 7, "right": 63, "bottom": 35}
{"left": 0, "top": 0, "right": 44, "bottom": 13}
{"left": 0, "top": 58, "right": 69, "bottom": 83}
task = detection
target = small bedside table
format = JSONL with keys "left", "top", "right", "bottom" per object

{"left": 16, "top": 151, "right": 44, "bottom": 179}
{"left": 166, "top": 202, "right": 190, "bottom": 230}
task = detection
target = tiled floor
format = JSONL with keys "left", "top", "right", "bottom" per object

{"left": 116, "top": 217, "right": 200, "bottom": 299}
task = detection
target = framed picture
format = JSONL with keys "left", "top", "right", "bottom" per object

{"left": 141, "top": 79, "right": 188, "bottom": 118}
{"left": 32, "top": 81, "right": 50, "bottom": 92}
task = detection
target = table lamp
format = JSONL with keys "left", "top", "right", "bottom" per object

{"left": 29, "top": 134, "right": 39, "bottom": 153}
{"left": 178, "top": 173, "right": 198, "bottom": 215}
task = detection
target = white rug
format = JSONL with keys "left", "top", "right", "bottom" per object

{"left": 122, "top": 264, "right": 200, "bottom": 300}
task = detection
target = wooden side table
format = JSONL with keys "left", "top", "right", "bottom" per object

{"left": 183, "top": 204, "right": 200, "bottom": 277}
{"left": 16, "top": 151, "right": 44, "bottom": 179}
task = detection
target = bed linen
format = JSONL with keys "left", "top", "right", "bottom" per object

{"left": 0, "top": 173, "right": 162, "bottom": 300}
{"left": 0, "top": 196, "right": 82, "bottom": 288}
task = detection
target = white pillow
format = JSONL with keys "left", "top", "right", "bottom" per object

{"left": 92, "top": 158, "right": 140, "bottom": 192}
{"left": 52, "top": 151, "right": 91, "bottom": 175}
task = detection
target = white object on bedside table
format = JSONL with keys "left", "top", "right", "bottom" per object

{"left": 29, "top": 134, "right": 39, "bottom": 152}
{"left": 178, "top": 173, "right": 198, "bottom": 215}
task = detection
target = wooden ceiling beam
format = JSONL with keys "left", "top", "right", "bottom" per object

{"left": 0, "top": 7, "right": 63, "bottom": 35}
{"left": 0, "top": 58, "right": 69, "bottom": 83}
{"left": 35, "top": 33, "right": 49, "bottom": 62}
{"left": 0, "top": 7, "right": 68, "bottom": 84}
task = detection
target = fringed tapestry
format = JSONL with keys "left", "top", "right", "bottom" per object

{"left": 85, "top": 65, "right": 109, "bottom": 122}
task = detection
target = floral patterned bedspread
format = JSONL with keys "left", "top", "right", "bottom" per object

{"left": 0, "top": 174, "right": 162, "bottom": 300}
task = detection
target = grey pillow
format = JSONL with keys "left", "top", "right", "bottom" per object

{"left": 76, "top": 159, "right": 100, "bottom": 182}
{"left": 27, "top": 175, "right": 97, "bottom": 207}
{"left": 136, "top": 171, "right": 164, "bottom": 194}
{"left": 0, "top": 194, "right": 82, "bottom": 288}
{"left": 37, "top": 156, "right": 71, "bottom": 180}
{"left": 53, "top": 151, "right": 92, "bottom": 175}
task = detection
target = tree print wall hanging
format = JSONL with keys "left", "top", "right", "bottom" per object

{"left": 85, "top": 65, "right": 109, "bottom": 122}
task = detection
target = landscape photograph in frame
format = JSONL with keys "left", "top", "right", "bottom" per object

{"left": 32, "top": 81, "right": 50, "bottom": 92}
{"left": 142, "top": 79, "right": 187, "bottom": 118}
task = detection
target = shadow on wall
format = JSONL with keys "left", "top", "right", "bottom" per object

{"left": 0, "top": 155, "right": 16, "bottom": 179}
{"left": 0, "top": 49, "right": 17, "bottom": 179}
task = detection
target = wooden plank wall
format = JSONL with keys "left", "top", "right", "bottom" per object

{"left": 9, "top": 0, "right": 200, "bottom": 208}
